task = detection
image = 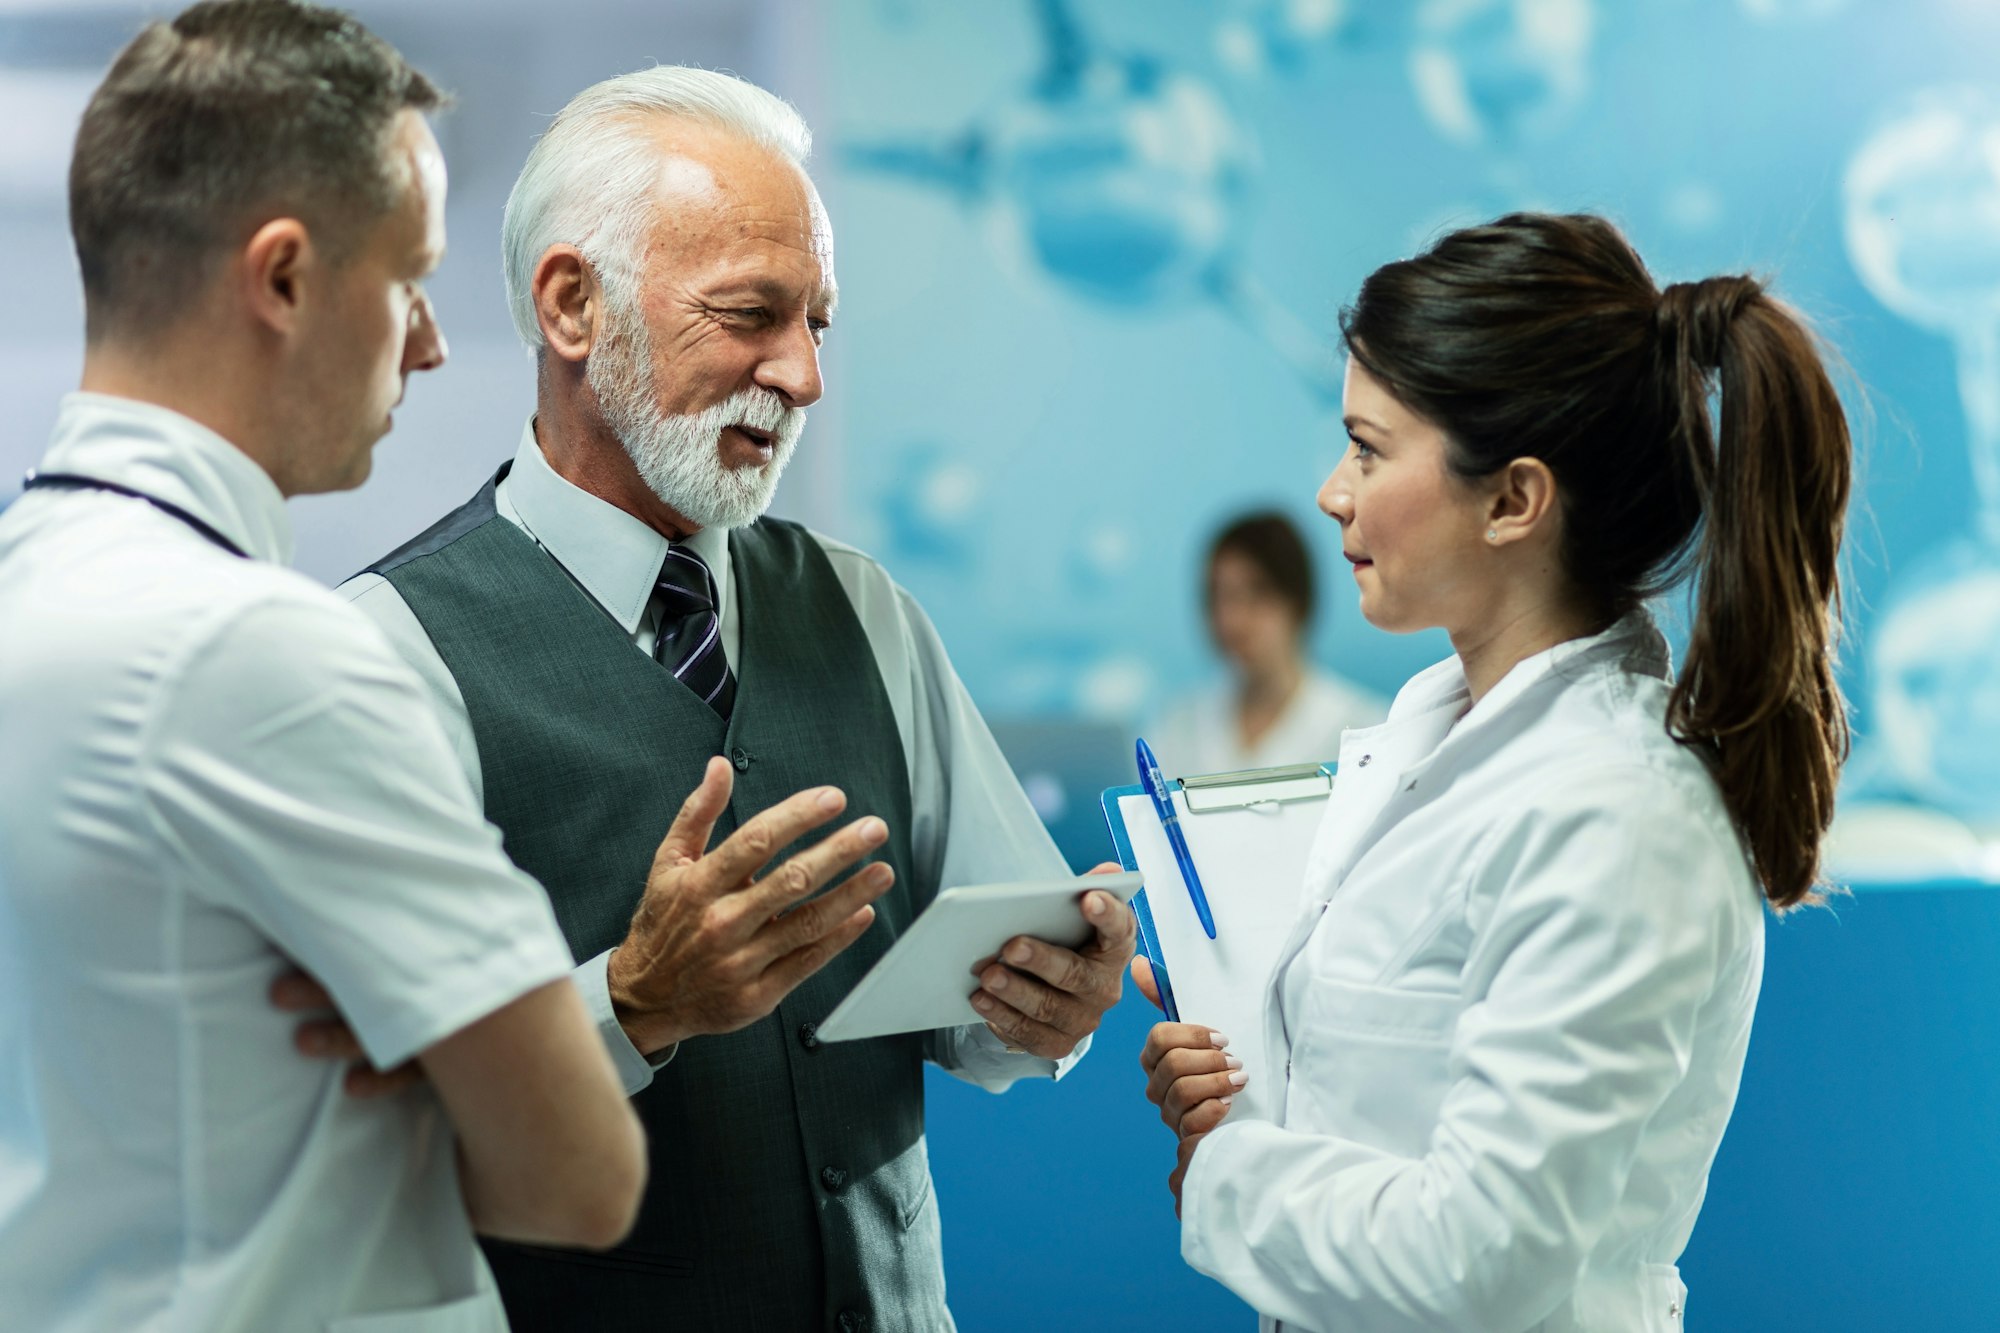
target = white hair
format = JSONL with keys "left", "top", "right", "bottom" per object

{"left": 501, "top": 65, "right": 813, "bottom": 350}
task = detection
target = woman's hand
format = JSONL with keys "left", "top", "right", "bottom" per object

{"left": 1131, "top": 955, "right": 1163, "bottom": 1010}
{"left": 1170, "top": 1129, "right": 1208, "bottom": 1217}
{"left": 1142, "top": 1021, "right": 1247, "bottom": 1135}
{"left": 1142, "top": 1021, "right": 1239, "bottom": 1217}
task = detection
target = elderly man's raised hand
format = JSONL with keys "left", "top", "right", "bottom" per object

{"left": 606, "top": 755, "right": 894, "bottom": 1055}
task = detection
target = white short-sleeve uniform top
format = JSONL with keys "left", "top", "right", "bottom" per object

{"left": 1180, "top": 615, "right": 1765, "bottom": 1333}
{"left": 0, "top": 395, "right": 575, "bottom": 1333}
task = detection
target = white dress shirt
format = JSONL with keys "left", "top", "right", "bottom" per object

{"left": 0, "top": 394, "right": 577, "bottom": 1333}
{"left": 1148, "top": 668, "right": 1389, "bottom": 776}
{"left": 339, "top": 420, "right": 1079, "bottom": 1094}
{"left": 1180, "top": 615, "right": 1763, "bottom": 1333}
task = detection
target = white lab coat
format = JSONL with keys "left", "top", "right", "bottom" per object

{"left": 1180, "top": 614, "right": 1764, "bottom": 1333}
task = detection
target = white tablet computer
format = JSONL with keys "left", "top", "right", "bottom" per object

{"left": 815, "top": 871, "right": 1144, "bottom": 1043}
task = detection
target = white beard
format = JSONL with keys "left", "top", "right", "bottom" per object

{"left": 586, "top": 307, "right": 805, "bottom": 531}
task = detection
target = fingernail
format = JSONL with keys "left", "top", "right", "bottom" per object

{"left": 302, "top": 1030, "right": 327, "bottom": 1054}
{"left": 858, "top": 816, "right": 886, "bottom": 843}
{"left": 1208, "top": 1031, "right": 1229, "bottom": 1048}
{"left": 1219, "top": 1096, "right": 1233, "bottom": 1107}
{"left": 1085, "top": 893, "right": 1105, "bottom": 918}
{"left": 1227, "top": 1069, "right": 1248, "bottom": 1087}
{"left": 818, "top": 788, "right": 844, "bottom": 811}
{"left": 988, "top": 971, "right": 1009, "bottom": 991}
{"left": 1224, "top": 1054, "right": 1243, "bottom": 1071}
{"left": 972, "top": 993, "right": 994, "bottom": 1012}
{"left": 1005, "top": 940, "right": 1031, "bottom": 965}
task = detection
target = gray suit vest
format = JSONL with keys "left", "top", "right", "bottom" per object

{"left": 370, "top": 466, "right": 947, "bottom": 1333}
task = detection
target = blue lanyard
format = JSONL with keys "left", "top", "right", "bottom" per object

{"left": 21, "top": 472, "right": 249, "bottom": 559}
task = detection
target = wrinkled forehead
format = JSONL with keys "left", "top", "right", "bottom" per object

{"left": 638, "top": 117, "right": 836, "bottom": 304}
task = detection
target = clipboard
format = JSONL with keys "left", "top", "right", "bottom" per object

{"left": 1102, "top": 761, "right": 1333, "bottom": 1121}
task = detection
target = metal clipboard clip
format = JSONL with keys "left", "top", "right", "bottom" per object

{"left": 1177, "top": 762, "right": 1335, "bottom": 813}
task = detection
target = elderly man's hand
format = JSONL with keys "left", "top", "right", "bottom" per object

{"left": 607, "top": 755, "right": 896, "bottom": 1055}
{"left": 965, "top": 861, "right": 1136, "bottom": 1060}
{"left": 270, "top": 969, "right": 424, "bottom": 1099}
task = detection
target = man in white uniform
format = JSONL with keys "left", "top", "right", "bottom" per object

{"left": 0, "top": 6, "right": 888, "bottom": 1330}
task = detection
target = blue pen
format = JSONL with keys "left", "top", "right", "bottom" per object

{"left": 1135, "top": 737, "right": 1217, "bottom": 940}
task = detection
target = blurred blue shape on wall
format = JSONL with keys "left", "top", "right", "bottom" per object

{"left": 1844, "top": 88, "right": 2000, "bottom": 535}
{"left": 1834, "top": 88, "right": 2000, "bottom": 879}
{"left": 844, "top": 0, "right": 1342, "bottom": 403}
{"left": 1211, "top": 0, "right": 1359, "bottom": 81}
{"left": 878, "top": 439, "right": 987, "bottom": 569}
{"left": 1408, "top": 0, "right": 1595, "bottom": 150}
{"left": 846, "top": 0, "right": 1255, "bottom": 310}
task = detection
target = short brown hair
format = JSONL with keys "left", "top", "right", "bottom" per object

{"left": 69, "top": 0, "right": 444, "bottom": 339}
{"left": 1208, "top": 510, "right": 1317, "bottom": 629}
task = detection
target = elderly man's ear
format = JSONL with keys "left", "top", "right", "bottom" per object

{"left": 532, "top": 244, "right": 600, "bottom": 364}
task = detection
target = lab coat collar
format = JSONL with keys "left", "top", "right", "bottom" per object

{"left": 1307, "top": 612, "right": 1670, "bottom": 902}
{"left": 503, "top": 418, "right": 732, "bottom": 634}
{"left": 34, "top": 392, "right": 294, "bottom": 565}
{"left": 1389, "top": 611, "right": 1669, "bottom": 766}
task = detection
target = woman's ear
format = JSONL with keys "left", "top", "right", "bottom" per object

{"left": 1485, "top": 457, "right": 1561, "bottom": 546}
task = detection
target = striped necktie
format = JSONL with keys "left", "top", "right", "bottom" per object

{"left": 653, "top": 543, "right": 736, "bottom": 718}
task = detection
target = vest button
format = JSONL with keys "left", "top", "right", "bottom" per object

{"left": 798, "top": 1022, "right": 821, "bottom": 1051}
{"left": 731, "top": 747, "right": 752, "bottom": 772}
{"left": 820, "top": 1165, "right": 849, "bottom": 1194}
{"left": 837, "top": 1310, "right": 868, "bottom": 1333}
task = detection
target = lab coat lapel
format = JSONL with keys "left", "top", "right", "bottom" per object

{"left": 1257, "top": 701, "right": 1461, "bottom": 1121}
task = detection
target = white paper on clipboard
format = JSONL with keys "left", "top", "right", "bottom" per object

{"left": 1117, "top": 767, "right": 1328, "bottom": 1122}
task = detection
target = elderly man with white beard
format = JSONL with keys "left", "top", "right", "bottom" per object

{"left": 333, "top": 67, "right": 1135, "bottom": 1333}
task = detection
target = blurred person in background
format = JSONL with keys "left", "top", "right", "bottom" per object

{"left": 1149, "top": 510, "right": 1387, "bottom": 775}
{"left": 328, "top": 65, "right": 1135, "bottom": 1333}
{"left": 1139, "top": 213, "right": 1855, "bottom": 1332}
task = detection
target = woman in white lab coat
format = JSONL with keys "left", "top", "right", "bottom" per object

{"left": 1148, "top": 511, "right": 1388, "bottom": 775}
{"left": 1139, "top": 213, "right": 1853, "bottom": 1333}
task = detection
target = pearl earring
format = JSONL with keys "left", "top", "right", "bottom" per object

{"left": 1486, "top": 529, "right": 1498, "bottom": 541}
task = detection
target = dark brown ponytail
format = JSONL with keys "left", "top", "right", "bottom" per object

{"left": 1655, "top": 279, "right": 1851, "bottom": 909}
{"left": 1340, "top": 214, "right": 1853, "bottom": 909}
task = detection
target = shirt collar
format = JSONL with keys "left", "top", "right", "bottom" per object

{"left": 34, "top": 392, "right": 293, "bottom": 564}
{"left": 501, "top": 419, "right": 732, "bottom": 633}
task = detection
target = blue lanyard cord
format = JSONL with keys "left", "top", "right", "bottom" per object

{"left": 21, "top": 472, "right": 250, "bottom": 559}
